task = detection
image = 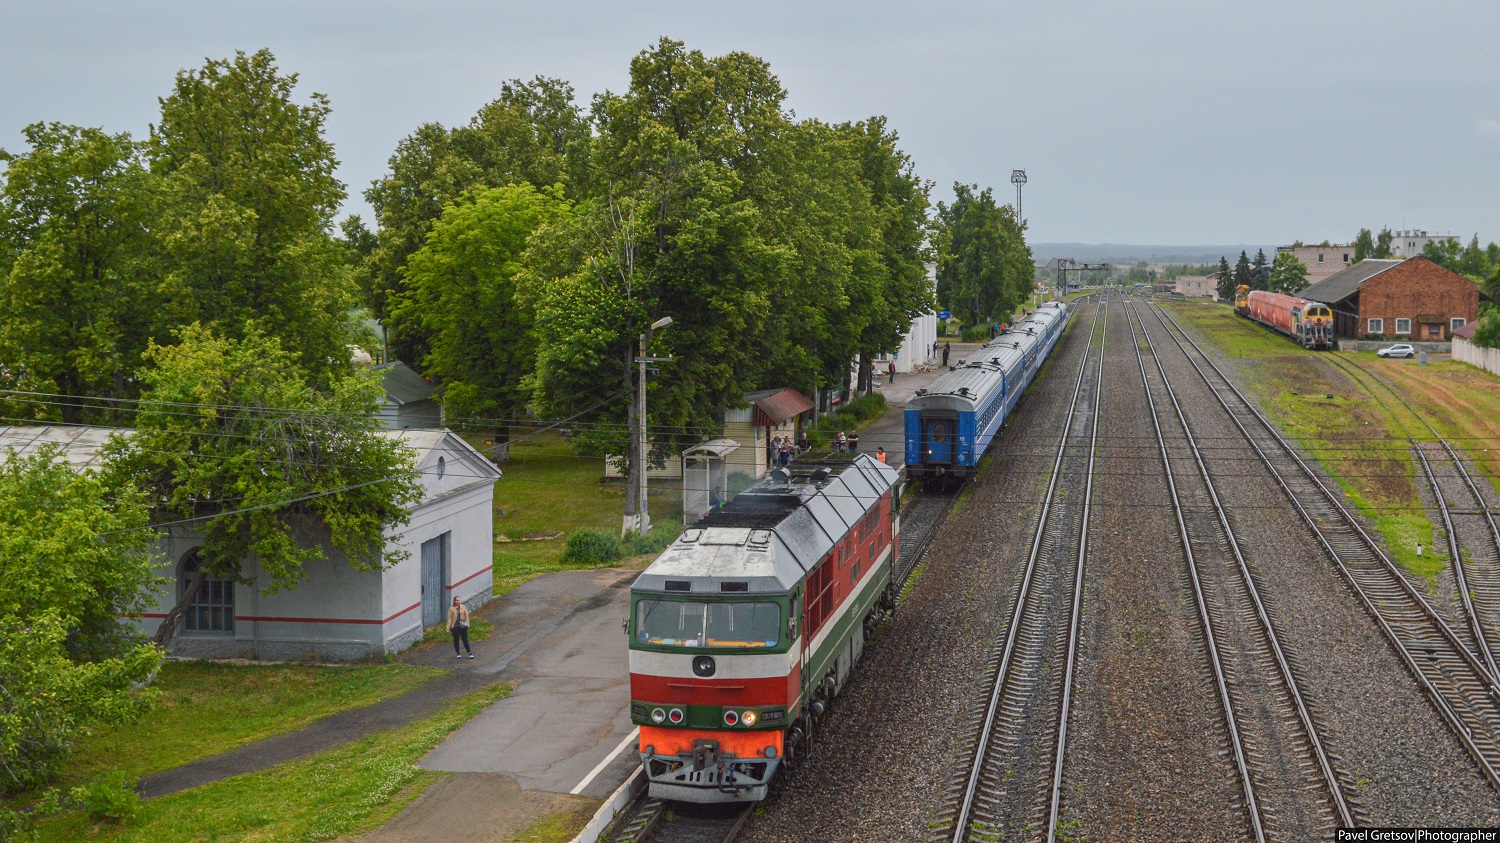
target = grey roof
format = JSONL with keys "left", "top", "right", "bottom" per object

{"left": 0, "top": 425, "right": 125, "bottom": 470}
{"left": 633, "top": 454, "right": 900, "bottom": 595}
{"left": 1297, "top": 259, "right": 1402, "bottom": 304}
{"left": 374, "top": 361, "right": 437, "bottom": 405}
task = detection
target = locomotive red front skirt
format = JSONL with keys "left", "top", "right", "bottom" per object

{"left": 639, "top": 726, "right": 783, "bottom": 802}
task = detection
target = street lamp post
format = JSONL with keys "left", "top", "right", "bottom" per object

{"left": 633, "top": 316, "right": 674, "bottom": 535}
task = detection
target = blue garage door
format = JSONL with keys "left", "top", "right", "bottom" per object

{"left": 421, "top": 533, "right": 450, "bottom": 628}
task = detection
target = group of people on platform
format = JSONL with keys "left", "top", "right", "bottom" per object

{"left": 769, "top": 428, "right": 887, "bottom": 466}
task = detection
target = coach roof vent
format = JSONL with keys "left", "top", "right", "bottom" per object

{"left": 664, "top": 580, "right": 692, "bottom": 592}
{"left": 720, "top": 581, "right": 749, "bottom": 592}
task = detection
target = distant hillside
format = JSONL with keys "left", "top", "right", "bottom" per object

{"left": 1033, "top": 243, "right": 1276, "bottom": 265}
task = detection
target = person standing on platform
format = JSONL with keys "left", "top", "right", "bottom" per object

{"left": 798, "top": 430, "right": 810, "bottom": 454}
{"left": 848, "top": 430, "right": 860, "bottom": 453}
{"left": 836, "top": 431, "right": 847, "bottom": 452}
{"left": 942, "top": 342, "right": 950, "bottom": 366}
{"left": 887, "top": 359, "right": 896, "bottom": 384}
{"left": 876, "top": 447, "right": 887, "bottom": 463}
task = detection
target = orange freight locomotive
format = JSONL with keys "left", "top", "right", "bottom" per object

{"left": 1238, "top": 288, "right": 1334, "bottom": 350}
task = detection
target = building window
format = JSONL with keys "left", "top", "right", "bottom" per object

{"left": 1318, "top": 253, "right": 1325, "bottom": 262}
{"left": 1343, "top": 253, "right": 1350, "bottom": 262}
{"left": 180, "top": 552, "right": 234, "bottom": 634}
{"left": 1395, "top": 318, "right": 1411, "bottom": 334}
{"left": 1453, "top": 318, "right": 1467, "bottom": 331}
{"left": 1368, "top": 318, "right": 1384, "bottom": 334}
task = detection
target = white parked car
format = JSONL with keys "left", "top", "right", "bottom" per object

{"left": 1377, "top": 343, "right": 1416, "bottom": 358}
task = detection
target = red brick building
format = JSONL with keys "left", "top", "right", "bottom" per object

{"left": 1297, "top": 257, "right": 1479, "bottom": 340}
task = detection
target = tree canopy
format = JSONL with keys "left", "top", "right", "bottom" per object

{"left": 1267, "top": 250, "right": 1309, "bottom": 294}
{"left": 0, "top": 446, "right": 161, "bottom": 792}
{"left": 99, "top": 323, "right": 423, "bottom": 645}
{"left": 933, "top": 183, "right": 1030, "bottom": 326}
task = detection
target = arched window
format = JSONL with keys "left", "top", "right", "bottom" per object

{"left": 180, "top": 552, "right": 235, "bottom": 634}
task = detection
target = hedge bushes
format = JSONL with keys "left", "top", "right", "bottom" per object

{"left": 807, "top": 393, "right": 887, "bottom": 449}
{"left": 563, "top": 519, "right": 686, "bottom": 566}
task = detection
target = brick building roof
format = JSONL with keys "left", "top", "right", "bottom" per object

{"left": 1297, "top": 259, "right": 1401, "bottom": 304}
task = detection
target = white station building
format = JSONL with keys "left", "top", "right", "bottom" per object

{"left": 0, "top": 424, "right": 500, "bottom": 661}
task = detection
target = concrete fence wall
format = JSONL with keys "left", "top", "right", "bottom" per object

{"left": 1454, "top": 336, "right": 1500, "bottom": 376}
{"left": 1336, "top": 340, "right": 1452, "bottom": 353}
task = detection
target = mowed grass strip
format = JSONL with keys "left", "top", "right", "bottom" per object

{"left": 478, "top": 431, "right": 682, "bottom": 595}
{"left": 1163, "top": 300, "right": 1443, "bottom": 580}
{"left": 34, "top": 683, "right": 510, "bottom": 843}
{"left": 67, "top": 660, "right": 443, "bottom": 782}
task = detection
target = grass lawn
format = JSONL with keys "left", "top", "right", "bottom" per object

{"left": 1163, "top": 300, "right": 1444, "bottom": 581}
{"left": 63, "top": 660, "right": 443, "bottom": 783}
{"left": 476, "top": 431, "right": 683, "bottom": 595}
{"left": 32, "top": 684, "right": 510, "bottom": 843}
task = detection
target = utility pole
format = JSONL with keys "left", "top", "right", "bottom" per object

{"left": 629, "top": 316, "right": 674, "bottom": 536}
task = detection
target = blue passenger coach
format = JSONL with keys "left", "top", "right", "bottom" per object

{"left": 905, "top": 300, "right": 1072, "bottom": 483}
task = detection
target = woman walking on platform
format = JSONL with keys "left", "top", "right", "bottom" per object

{"left": 448, "top": 596, "right": 473, "bottom": 659}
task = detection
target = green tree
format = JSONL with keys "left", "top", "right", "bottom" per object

{"left": 390, "top": 183, "right": 569, "bottom": 441}
{"left": 1250, "top": 248, "right": 1270, "bottom": 291}
{"left": 0, "top": 446, "right": 161, "bottom": 792}
{"left": 149, "top": 49, "right": 357, "bottom": 383}
{"left": 1421, "top": 237, "right": 1466, "bottom": 273}
{"left": 1352, "top": 227, "right": 1375, "bottom": 262}
{"left": 358, "top": 78, "right": 591, "bottom": 366}
{"left": 1267, "top": 249, "right": 1309, "bottom": 294}
{"left": 1374, "top": 227, "right": 1394, "bottom": 258}
{"left": 0, "top": 124, "right": 156, "bottom": 423}
{"left": 1214, "top": 255, "right": 1235, "bottom": 301}
{"left": 1233, "top": 250, "right": 1252, "bottom": 293}
{"left": 99, "top": 323, "right": 423, "bottom": 646}
{"left": 934, "top": 183, "right": 1028, "bottom": 326}
{"left": 1472, "top": 304, "right": 1500, "bottom": 348}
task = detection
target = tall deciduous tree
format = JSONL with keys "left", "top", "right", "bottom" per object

{"left": 100, "top": 324, "right": 423, "bottom": 647}
{"left": 358, "top": 78, "right": 591, "bottom": 365}
{"left": 0, "top": 124, "right": 156, "bottom": 422}
{"left": 391, "top": 184, "right": 569, "bottom": 440}
{"left": 1374, "top": 227, "right": 1394, "bottom": 259}
{"left": 0, "top": 446, "right": 161, "bottom": 792}
{"left": 150, "top": 49, "right": 356, "bottom": 383}
{"left": 933, "top": 183, "right": 1030, "bottom": 326}
{"left": 531, "top": 39, "right": 791, "bottom": 532}
{"left": 1267, "top": 250, "right": 1309, "bottom": 294}
{"left": 1353, "top": 227, "right": 1375, "bottom": 262}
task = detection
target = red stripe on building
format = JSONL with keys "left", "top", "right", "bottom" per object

{"left": 126, "top": 601, "right": 425, "bottom": 626}
{"left": 631, "top": 667, "right": 799, "bottom": 707}
{"left": 443, "top": 567, "right": 489, "bottom": 590}
{"left": 237, "top": 601, "right": 423, "bottom": 626}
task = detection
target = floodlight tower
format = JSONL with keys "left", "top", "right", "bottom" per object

{"left": 1010, "top": 169, "right": 1027, "bottom": 221}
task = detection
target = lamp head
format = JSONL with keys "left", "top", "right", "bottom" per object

{"left": 650, "top": 316, "right": 674, "bottom": 331}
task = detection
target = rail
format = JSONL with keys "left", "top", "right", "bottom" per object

{"left": 1126, "top": 296, "right": 1353, "bottom": 835}
{"left": 935, "top": 292, "right": 1109, "bottom": 842}
{"left": 1144, "top": 299, "right": 1500, "bottom": 792}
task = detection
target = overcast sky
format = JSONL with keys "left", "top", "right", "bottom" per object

{"left": 4, "top": 1, "right": 1497, "bottom": 246}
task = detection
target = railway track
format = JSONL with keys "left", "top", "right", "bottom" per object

{"left": 1124, "top": 296, "right": 1354, "bottom": 839}
{"left": 604, "top": 799, "right": 751, "bottom": 843}
{"left": 1323, "top": 353, "right": 1500, "bottom": 683}
{"left": 928, "top": 293, "right": 1109, "bottom": 843}
{"left": 893, "top": 486, "right": 957, "bottom": 595}
{"left": 1143, "top": 298, "right": 1500, "bottom": 792}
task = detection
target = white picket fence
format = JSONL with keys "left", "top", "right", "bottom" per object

{"left": 1454, "top": 336, "right": 1500, "bottom": 376}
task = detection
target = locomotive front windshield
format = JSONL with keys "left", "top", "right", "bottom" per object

{"left": 635, "top": 599, "right": 781, "bottom": 649}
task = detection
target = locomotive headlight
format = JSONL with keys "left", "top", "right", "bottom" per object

{"left": 741, "top": 710, "right": 758, "bottom": 726}
{"left": 765, "top": 745, "right": 778, "bottom": 758}
{"left": 651, "top": 708, "right": 666, "bottom": 724}
{"left": 668, "top": 708, "right": 684, "bottom": 724}
{"left": 724, "top": 710, "right": 739, "bottom": 726}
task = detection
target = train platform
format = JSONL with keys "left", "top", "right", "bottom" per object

{"left": 355, "top": 345, "right": 984, "bottom": 842}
